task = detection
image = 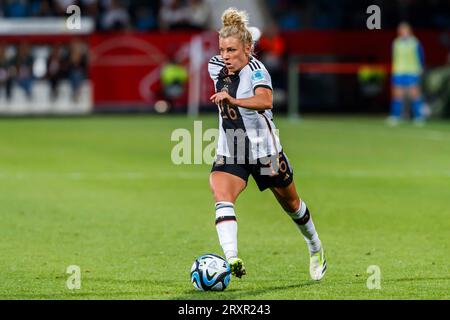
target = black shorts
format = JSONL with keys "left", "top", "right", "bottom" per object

{"left": 211, "top": 151, "right": 294, "bottom": 191}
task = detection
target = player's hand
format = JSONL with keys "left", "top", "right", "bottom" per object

{"left": 210, "top": 92, "right": 236, "bottom": 106}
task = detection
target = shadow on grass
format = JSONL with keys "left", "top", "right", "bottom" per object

{"left": 171, "top": 280, "right": 321, "bottom": 300}
{"left": 0, "top": 278, "right": 180, "bottom": 300}
{"left": 0, "top": 279, "right": 320, "bottom": 300}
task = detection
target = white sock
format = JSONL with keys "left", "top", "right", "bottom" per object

{"left": 287, "top": 200, "right": 322, "bottom": 254}
{"left": 215, "top": 202, "right": 238, "bottom": 261}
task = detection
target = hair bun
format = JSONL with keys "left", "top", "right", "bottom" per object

{"left": 222, "top": 8, "right": 249, "bottom": 29}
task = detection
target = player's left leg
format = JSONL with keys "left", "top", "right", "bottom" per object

{"left": 389, "top": 83, "right": 406, "bottom": 125}
{"left": 270, "top": 181, "right": 327, "bottom": 281}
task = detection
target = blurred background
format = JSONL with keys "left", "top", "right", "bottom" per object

{"left": 0, "top": 0, "right": 449, "bottom": 118}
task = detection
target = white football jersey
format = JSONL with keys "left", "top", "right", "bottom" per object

{"left": 208, "top": 55, "right": 283, "bottom": 161}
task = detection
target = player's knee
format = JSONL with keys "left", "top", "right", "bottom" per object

{"left": 409, "top": 86, "right": 421, "bottom": 99}
{"left": 211, "top": 188, "right": 236, "bottom": 203}
{"left": 392, "top": 87, "right": 404, "bottom": 99}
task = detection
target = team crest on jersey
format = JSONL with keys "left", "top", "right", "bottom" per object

{"left": 251, "top": 70, "right": 266, "bottom": 82}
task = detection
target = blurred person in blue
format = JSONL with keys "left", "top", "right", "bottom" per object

{"left": 46, "top": 44, "right": 64, "bottom": 101}
{"left": 388, "top": 22, "right": 425, "bottom": 126}
{"left": 66, "top": 40, "right": 87, "bottom": 103}
{"left": 3, "top": 0, "right": 29, "bottom": 17}
{"left": 0, "top": 43, "right": 13, "bottom": 102}
{"left": 11, "top": 42, "right": 34, "bottom": 101}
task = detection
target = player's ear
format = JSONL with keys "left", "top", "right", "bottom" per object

{"left": 244, "top": 43, "right": 251, "bottom": 57}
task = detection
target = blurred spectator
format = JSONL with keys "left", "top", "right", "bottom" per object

{"left": 0, "top": 43, "right": 13, "bottom": 101}
{"left": 268, "top": 0, "right": 449, "bottom": 30}
{"left": 0, "top": 0, "right": 447, "bottom": 30}
{"left": 258, "top": 23, "right": 286, "bottom": 100}
{"left": 53, "top": 0, "right": 99, "bottom": 16}
{"left": 133, "top": 5, "right": 157, "bottom": 31}
{"left": 423, "top": 52, "right": 450, "bottom": 118}
{"left": 66, "top": 40, "right": 87, "bottom": 102}
{"left": 160, "top": 55, "right": 188, "bottom": 108}
{"left": 53, "top": 0, "right": 76, "bottom": 15}
{"left": 258, "top": 24, "right": 285, "bottom": 76}
{"left": 46, "top": 44, "right": 64, "bottom": 101}
{"left": 158, "top": 0, "right": 190, "bottom": 31}
{"left": 100, "top": 0, "right": 131, "bottom": 31}
{"left": 185, "top": 0, "right": 211, "bottom": 30}
{"left": 128, "top": 1, "right": 160, "bottom": 31}
{"left": 4, "top": 0, "right": 29, "bottom": 18}
{"left": 31, "top": 0, "right": 56, "bottom": 16}
{"left": 11, "top": 42, "right": 34, "bottom": 100}
{"left": 81, "top": 0, "right": 99, "bottom": 17}
{"left": 278, "top": 12, "right": 301, "bottom": 30}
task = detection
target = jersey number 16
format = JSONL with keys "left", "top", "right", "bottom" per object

{"left": 219, "top": 104, "right": 238, "bottom": 120}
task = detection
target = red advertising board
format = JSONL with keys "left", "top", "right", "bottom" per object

{"left": 89, "top": 32, "right": 198, "bottom": 110}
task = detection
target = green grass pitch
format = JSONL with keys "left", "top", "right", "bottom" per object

{"left": 0, "top": 115, "right": 448, "bottom": 299}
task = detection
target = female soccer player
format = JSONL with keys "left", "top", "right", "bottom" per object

{"left": 208, "top": 8, "right": 326, "bottom": 281}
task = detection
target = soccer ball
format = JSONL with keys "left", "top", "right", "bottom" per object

{"left": 190, "top": 254, "right": 231, "bottom": 291}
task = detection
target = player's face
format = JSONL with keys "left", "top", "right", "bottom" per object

{"left": 219, "top": 37, "right": 251, "bottom": 74}
{"left": 398, "top": 24, "right": 411, "bottom": 38}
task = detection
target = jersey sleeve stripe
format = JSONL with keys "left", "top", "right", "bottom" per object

{"left": 250, "top": 61, "right": 259, "bottom": 71}
{"left": 253, "top": 84, "right": 272, "bottom": 92}
{"left": 249, "top": 62, "right": 255, "bottom": 71}
{"left": 209, "top": 61, "right": 225, "bottom": 68}
{"left": 211, "top": 56, "right": 224, "bottom": 63}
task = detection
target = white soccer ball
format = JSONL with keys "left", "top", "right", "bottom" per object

{"left": 190, "top": 254, "right": 231, "bottom": 291}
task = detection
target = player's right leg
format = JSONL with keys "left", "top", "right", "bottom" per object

{"left": 388, "top": 78, "right": 406, "bottom": 126}
{"left": 409, "top": 84, "right": 425, "bottom": 125}
{"left": 209, "top": 170, "right": 247, "bottom": 278}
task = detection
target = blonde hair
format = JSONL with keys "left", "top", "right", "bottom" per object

{"left": 219, "top": 8, "right": 253, "bottom": 53}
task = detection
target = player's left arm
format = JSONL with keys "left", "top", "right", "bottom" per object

{"left": 417, "top": 42, "right": 425, "bottom": 70}
{"left": 210, "top": 87, "right": 272, "bottom": 111}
